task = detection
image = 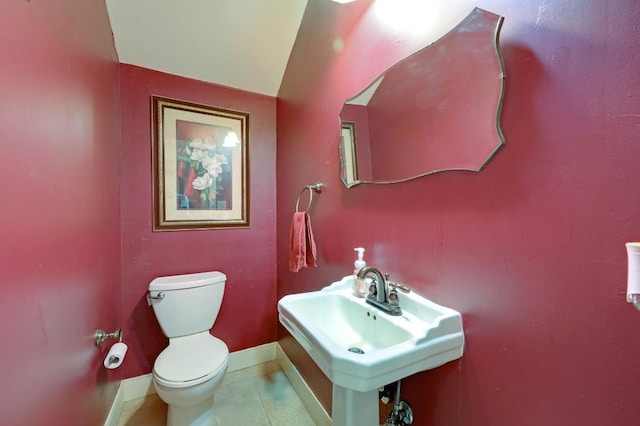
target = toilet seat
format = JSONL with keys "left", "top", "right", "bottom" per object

{"left": 153, "top": 332, "right": 229, "bottom": 389}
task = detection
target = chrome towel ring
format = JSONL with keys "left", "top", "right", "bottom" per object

{"left": 295, "top": 182, "right": 323, "bottom": 212}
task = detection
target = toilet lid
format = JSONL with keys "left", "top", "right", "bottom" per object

{"left": 154, "top": 333, "right": 228, "bottom": 387}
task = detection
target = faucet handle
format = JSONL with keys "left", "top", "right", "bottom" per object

{"left": 388, "top": 289, "right": 400, "bottom": 305}
{"left": 388, "top": 281, "right": 411, "bottom": 293}
{"left": 368, "top": 281, "right": 377, "bottom": 297}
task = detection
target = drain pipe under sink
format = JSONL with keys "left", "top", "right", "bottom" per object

{"left": 383, "top": 380, "right": 414, "bottom": 426}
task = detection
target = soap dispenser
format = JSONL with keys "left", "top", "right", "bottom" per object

{"left": 353, "top": 247, "right": 367, "bottom": 297}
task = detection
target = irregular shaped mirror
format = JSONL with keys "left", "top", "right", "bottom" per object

{"left": 339, "top": 8, "right": 506, "bottom": 188}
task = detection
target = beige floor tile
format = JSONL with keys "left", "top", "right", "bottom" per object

{"left": 118, "top": 394, "right": 167, "bottom": 426}
{"left": 215, "top": 378, "right": 270, "bottom": 425}
{"left": 117, "top": 361, "right": 315, "bottom": 426}
{"left": 255, "top": 370, "right": 306, "bottom": 422}
{"left": 271, "top": 407, "right": 317, "bottom": 426}
{"left": 222, "top": 360, "right": 281, "bottom": 386}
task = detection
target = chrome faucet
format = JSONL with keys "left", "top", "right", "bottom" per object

{"left": 356, "top": 266, "right": 405, "bottom": 316}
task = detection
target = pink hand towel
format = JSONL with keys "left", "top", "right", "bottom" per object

{"left": 289, "top": 211, "right": 317, "bottom": 272}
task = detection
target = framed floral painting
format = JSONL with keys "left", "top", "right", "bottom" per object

{"left": 151, "top": 96, "right": 249, "bottom": 231}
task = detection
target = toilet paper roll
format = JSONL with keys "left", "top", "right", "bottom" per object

{"left": 626, "top": 243, "right": 640, "bottom": 302}
{"left": 104, "top": 342, "right": 128, "bottom": 369}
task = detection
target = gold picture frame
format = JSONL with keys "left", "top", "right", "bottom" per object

{"left": 151, "top": 95, "right": 249, "bottom": 231}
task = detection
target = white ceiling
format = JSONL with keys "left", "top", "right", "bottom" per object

{"left": 106, "top": 0, "right": 308, "bottom": 97}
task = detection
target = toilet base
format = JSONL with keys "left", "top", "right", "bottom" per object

{"left": 154, "top": 363, "right": 227, "bottom": 426}
{"left": 167, "top": 395, "right": 216, "bottom": 426}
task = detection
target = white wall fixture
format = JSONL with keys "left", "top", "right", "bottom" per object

{"left": 625, "top": 243, "right": 640, "bottom": 311}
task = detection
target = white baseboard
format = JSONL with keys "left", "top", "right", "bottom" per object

{"left": 103, "top": 382, "right": 124, "bottom": 426}
{"left": 227, "top": 341, "right": 277, "bottom": 372}
{"left": 121, "top": 373, "right": 155, "bottom": 401}
{"left": 105, "top": 341, "right": 329, "bottom": 425}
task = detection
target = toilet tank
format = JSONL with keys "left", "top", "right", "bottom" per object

{"left": 149, "top": 271, "right": 226, "bottom": 338}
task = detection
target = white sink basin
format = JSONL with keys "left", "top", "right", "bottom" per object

{"left": 278, "top": 276, "right": 465, "bottom": 393}
{"left": 281, "top": 292, "right": 414, "bottom": 354}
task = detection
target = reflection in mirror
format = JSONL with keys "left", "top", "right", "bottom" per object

{"left": 339, "top": 8, "right": 506, "bottom": 188}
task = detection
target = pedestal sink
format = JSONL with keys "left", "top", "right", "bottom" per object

{"left": 278, "top": 276, "right": 464, "bottom": 426}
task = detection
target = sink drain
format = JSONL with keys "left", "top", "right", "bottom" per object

{"left": 348, "top": 347, "right": 365, "bottom": 354}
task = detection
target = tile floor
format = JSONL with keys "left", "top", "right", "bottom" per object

{"left": 117, "top": 360, "right": 317, "bottom": 426}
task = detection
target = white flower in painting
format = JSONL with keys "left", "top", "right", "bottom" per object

{"left": 216, "top": 153, "right": 229, "bottom": 165}
{"left": 202, "top": 155, "right": 223, "bottom": 177}
{"left": 203, "top": 137, "right": 217, "bottom": 150}
{"left": 189, "top": 137, "right": 205, "bottom": 149}
{"left": 189, "top": 147, "right": 206, "bottom": 162}
{"left": 192, "top": 173, "right": 214, "bottom": 191}
{"left": 190, "top": 137, "right": 217, "bottom": 151}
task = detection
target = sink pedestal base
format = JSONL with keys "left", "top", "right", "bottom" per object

{"left": 332, "top": 385, "right": 379, "bottom": 426}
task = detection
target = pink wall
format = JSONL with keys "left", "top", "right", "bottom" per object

{"left": 277, "top": 0, "right": 640, "bottom": 424}
{"left": 119, "top": 65, "right": 278, "bottom": 379}
{"left": 0, "top": 1, "right": 121, "bottom": 424}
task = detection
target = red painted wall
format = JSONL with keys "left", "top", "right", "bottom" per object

{"left": 119, "top": 65, "right": 277, "bottom": 379}
{"left": 278, "top": 0, "right": 640, "bottom": 424}
{"left": 0, "top": 1, "right": 121, "bottom": 424}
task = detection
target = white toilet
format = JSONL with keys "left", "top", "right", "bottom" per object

{"left": 148, "top": 271, "right": 229, "bottom": 426}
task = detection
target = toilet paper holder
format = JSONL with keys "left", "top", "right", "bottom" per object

{"left": 95, "top": 327, "right": 123, "bottom": 346}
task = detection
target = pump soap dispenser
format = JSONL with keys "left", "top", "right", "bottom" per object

{"left": 353, "top": 247, "right": 367, "bottom": 298}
